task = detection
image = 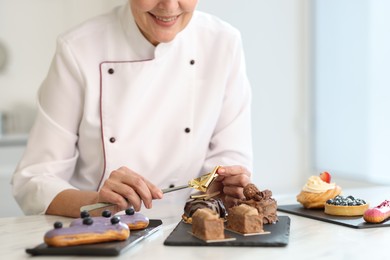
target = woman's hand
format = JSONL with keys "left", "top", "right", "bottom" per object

{"left": 98, "top": 166, "right": 163, "bottom": 212}
{"left": 208, "top": 165, "right": 251, "bottom": 207}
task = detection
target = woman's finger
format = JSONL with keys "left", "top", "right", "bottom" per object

{"left": 222, "top": 185, "right": 245, "bottom": 199}
{"left": 100, "top": 167, "right": 162, "bottom": 211}
{"left": 217, "top": 165, "right": 251, "bottom": 178}
{"left": 220, "top": 173, "right": 250, "bottom": 187}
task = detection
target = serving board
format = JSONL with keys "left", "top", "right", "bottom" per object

{"left": 26, "top": 219, "right": 162, "bottom": 256}
{"left": 164, "top": 216, "right": 290, "bottom": 247}
{"left": 278, "top": 204, "right": 390, "bottom": 229}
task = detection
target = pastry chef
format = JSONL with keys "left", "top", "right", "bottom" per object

{"left": 11, "top": 0, "right": 253, "bottom": 217}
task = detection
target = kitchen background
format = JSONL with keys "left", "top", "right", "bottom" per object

{"left": 1, "top": 0, "right": 389, "bottom": 217}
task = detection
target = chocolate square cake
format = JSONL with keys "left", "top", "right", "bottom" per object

{"left": 226, "top": 204, "right": 263, "bottom": 234}
{"left": 191, "top": 208, "right": 225, "bottom": 240}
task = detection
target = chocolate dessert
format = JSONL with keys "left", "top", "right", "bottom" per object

{"left": 182, "top": 197, "right": 227, "bottom": 224}
{"left": 240, "top": 183, "right": 278, "bottom": 224}
{"left": 226, "top": 204, "right": 263, "bottom": 234}
{"left": 192, "top": 208, "right": 225, "bottom": 240}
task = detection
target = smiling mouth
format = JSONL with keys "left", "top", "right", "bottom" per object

{"left": 150, "top": 13, "right": 179, "bottom": 23}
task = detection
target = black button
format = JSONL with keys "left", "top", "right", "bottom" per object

{"left": 109, "top": 137, "right": 116, "bottom": 143}
{"left": 169, "top": 184, "right": 175, "bottom": 188}
{"left": 184, "top": 128, "right": 191, "bottom": 133}
{"left": 108, "top": 68, "right": 115, "bottom": 74}
{"left": 190, "top": 60, "right": 195, "bottom": 65}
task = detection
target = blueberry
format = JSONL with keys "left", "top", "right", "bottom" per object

{"left": 356, "top": 199, "right": 366, "bottom": 205}
{"left": 125, "top": 208, "right": 135, "bottom": 215}
{"left": 332, "top": 195, "right": 367, "bottom": 206}
{"left": 53, "top": 221, "right": 63, "bottom": 229}
{"left": 82, "top": 217, "right": 93, "bottom": 225}
{"left": 80, "top": 210, "right": 90, "bottom": 219}
{"left": 102, "top": 210, "right": 111, "bottom": 218}
{"left": 111, "top": 216, "right": 121, "bottom": 225}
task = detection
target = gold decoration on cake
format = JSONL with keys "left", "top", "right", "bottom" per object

{"left": 188, "top": 165, "right": 220, "bottom": 193}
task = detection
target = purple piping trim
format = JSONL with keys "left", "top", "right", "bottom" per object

{"left": 96, "top": 59, "right": 153, "bottom": 190}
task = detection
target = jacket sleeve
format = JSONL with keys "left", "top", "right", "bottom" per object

{"left": 201, "top": 31, "right": 253, "bottom": 175}
{"left": 11, "top": 37, "right": 84, "bottom": 215}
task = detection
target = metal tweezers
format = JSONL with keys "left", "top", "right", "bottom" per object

{"left": 80, "top": 166, "right": 220, "bottom": 212}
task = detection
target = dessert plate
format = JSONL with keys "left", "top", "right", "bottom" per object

{"left": 164, "top": 216, "right": 290, "bottom": 247}
{"left": 25, "top": 219, "right": 162, "bottom": 256}
{"left": 278, "top": 204, "right": 390, "bottom": 229}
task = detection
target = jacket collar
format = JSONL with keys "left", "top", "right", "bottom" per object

{"left": 118, "top": 2, "right": 178, "bottom": 60}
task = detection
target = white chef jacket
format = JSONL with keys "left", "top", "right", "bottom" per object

{"left": 11, "top": 2, "right": 253, "bottom": 215}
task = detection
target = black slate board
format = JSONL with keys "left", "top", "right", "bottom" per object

{"left": 26, "top": 219, "right": 162, "bottom": 256}
{"left": 278, "top": 204, "right": 390, "bottom": 229}
{"left": 164, "top": 216, "right": 290, "bottom": 247}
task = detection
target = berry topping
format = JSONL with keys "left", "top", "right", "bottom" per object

{"left": 82, "top": 217, "right": 94, "bottom": 225}
{"left": 326, "top": 195, "right": 366, "bottom": 206}
{"left": 125, "top": 208, "right": 135, "bottom": 215}
{"left": 102, "top": 210, "right": 112, "bottom": 218}
{"left": 53, "top": 221, "right": 63, "bottom": 229}
{"left": 375, "top": 200, "right": 390, "bottom": 208}
{"left": 80, "top": 210, "right": 90, "bottom": 219}
{"left": 110, "top": 216, "right": 121, "bottom": 225}
{"left": 319, "top": 171, "right": 331, "bottom": 183}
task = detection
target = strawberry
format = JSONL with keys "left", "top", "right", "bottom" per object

{"left": 319, "top": 171, "right": 331, "bottom": 183}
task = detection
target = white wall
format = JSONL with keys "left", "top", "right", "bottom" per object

{"left": 313, "top": 0, "right": 390, "bottom": 184}
{"left": 197, "top": 0, "right": 310, "bottom": 192}
{"left": 313, "top": 0, "right": 370, "bottom": 179}
{"left": 367, "top": 0, "right": 390, "bottom": 183}
{"left": 0, "top": 0, "right": 125, "bottom": 133}
{"left": 0, "top": 0, "right": 309, "bottom": 216}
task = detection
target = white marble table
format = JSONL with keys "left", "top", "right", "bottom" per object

{"left": 1, "top": 186, "right": 389, "bottom": 260}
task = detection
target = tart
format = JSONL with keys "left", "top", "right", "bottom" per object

{"left": 324, "top": 195, "right": 368, "bottom": 216}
